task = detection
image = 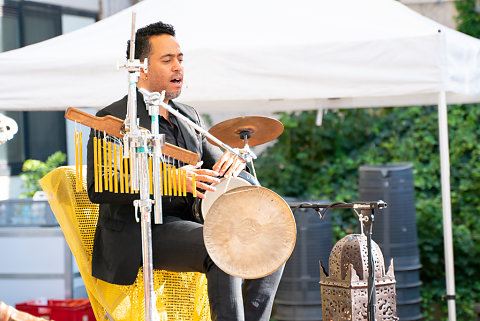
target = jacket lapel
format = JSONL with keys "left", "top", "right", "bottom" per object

{"left": 134, "top": 95, "right": 201, "bottom": 157}
{"left": 170, "top": 101, "right": 201, "bottom": 155}
{"left": 136, "top": 92, "right": 151, "bottom": 131}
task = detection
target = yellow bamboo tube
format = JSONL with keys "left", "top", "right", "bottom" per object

{"left": 159, "top": 160, "right": 163, "bottom": 195}
{"left": 79, "top": 132, "right": 83, "bottom": 190}
{"left": 177, "top": 167, "right": 182, "bottom": 196}
{"left": 75, "top": 131, "right": 79, "bottom": 191}
{"left": 182, "top": 169, "right": 187, "bottom": 196}
{"left": 93, "top": 137, "right": 98, "bottom": 192}
{"left": 177, "top": 168, "right": 182, "bottom": 196}
{"left": 163, "top": 162, "right": 168, "bottom": 196}
{"left": 103, "top": 138, "right": 108, "bottom": 190}
{"left": 149, "top": 157, "right": 153, "bottom": 195}
{"left": 113, "top": 144, "right": 118, "bottom": 193}
{"left": 130, "top": 152, "right": 135, "bottom": 194}
{"left": 167, "top": 164, "right": 172, "bottom": 196}
{"left": 108, "top": 141, "right": 113, "bottom": 192}
{"left": 192, "top": 173, "right": 197, "bottom": 198}
{"left": 131, "top": 151, "right": 138, "bottom": 194}
{"left": 97, "top": 136, "right": 103, "bottom": 192}
{"left": 172, "top": 166, "right": 178, "bottom": 196}
{"left": 124, "top": 156, "right": 130, "bottom": 194}
{"left": 119, "top": 146, "right": 124, "bottom": 193}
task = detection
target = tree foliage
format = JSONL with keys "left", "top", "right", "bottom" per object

{"left": 20, "top": 151, "right": 66, "bottom": 197}
{"left": 456, "top": 0, "right": 480, "bottom": 38}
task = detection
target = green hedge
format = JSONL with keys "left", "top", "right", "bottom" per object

{"left": 255, "top": 105, "right": 480, "bottom": 320}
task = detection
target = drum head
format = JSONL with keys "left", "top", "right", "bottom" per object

{"left": 203, "top": 186, "right": 296, "bottom": 279}
{"left": 201, "top": 176, "right": 253, "bottom": 220}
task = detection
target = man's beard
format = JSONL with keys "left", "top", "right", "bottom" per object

{"left": 166, "top": 89, "right": 181, "bottom": 101}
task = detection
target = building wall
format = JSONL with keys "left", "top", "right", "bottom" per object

{"left": 26, "top": 0, "right": 98, "bottom": 12}
{"left": 19, "top": 0, "right": 138, "bottom": 18}
{"left": 400, "top": 0, "right": 458, "bottom": 29}
{"left": 0, "top": 0, "right": 135, "bottom": 200}
{"left": 99, "top": 0, "right": 138, "bottom": 20}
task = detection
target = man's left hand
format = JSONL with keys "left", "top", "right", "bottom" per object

{"left": 212, "top": 150, "right": 246, "bottom": 178}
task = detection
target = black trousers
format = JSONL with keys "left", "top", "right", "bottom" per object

{"left": 152, "top": 216, "right": 284, "bottom": 321}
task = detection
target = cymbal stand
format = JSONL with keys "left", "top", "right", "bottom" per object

{"left": 289, "top": 200, "right": 387, "bottom": 321}
{"left": 118, "top": 12, "right": 162, "bottom": 321}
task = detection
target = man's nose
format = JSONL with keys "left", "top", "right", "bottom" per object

{"left": 172, "top": 59, "right": 183, "bottom": 71}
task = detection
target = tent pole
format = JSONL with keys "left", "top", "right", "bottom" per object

{"left": 437, "top": 91, "right": 456, "bottom": 321}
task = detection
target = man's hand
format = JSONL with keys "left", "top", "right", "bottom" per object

{"left": 181, "top": 162, "right": 220, "bottom": 199}
{"left": 181, "top": 151, "right": 245, "bottom": 199}
{"left": 212, "top": 150, "right": 246, "bottom": 178}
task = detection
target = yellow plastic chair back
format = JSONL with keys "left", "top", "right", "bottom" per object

{"left": 39, "top": 166, "right": 210, "bottom": 321}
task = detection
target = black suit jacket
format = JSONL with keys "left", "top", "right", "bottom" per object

{"left": 86, "top": 92, "right": 222, "bottom": 285}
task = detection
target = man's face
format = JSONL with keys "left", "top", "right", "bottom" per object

{"left": 142, "top": 34, "right": 184, "bottom": 102}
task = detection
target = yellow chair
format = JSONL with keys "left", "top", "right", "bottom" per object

{"left": 39, "top": 166, "right": 210, "bottom": 321}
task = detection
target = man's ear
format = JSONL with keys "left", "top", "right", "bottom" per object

{"left": 140, "top": 68, "right": 148, "bottom": 80}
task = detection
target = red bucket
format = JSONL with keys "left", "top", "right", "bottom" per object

{"left": 16, "top": 299, "right": 95, "bottom": 321}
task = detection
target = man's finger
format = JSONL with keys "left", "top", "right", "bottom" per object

{"left": 195, "top": 174, "right": 221, "bottom": 184}
{"left": 218, "top": 156, "right": 235, "bottom": 176}
{"left": 194, "top": 168, "right": 220, "bottom": 177}
{"left": 195, "top": 190, "right": 207, "bottom": 199}
{"left": 224, "top": 158, "right": 246, "bottom": 177}
{"left": 212, "top": 153, "right": 229, "bottom": 172}
{"left": 195, "top": 181, "right": 216, "bottom": 192}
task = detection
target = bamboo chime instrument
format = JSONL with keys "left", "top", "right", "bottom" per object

{"left": 66, "top": 107, "right": 199, "bottom": 198}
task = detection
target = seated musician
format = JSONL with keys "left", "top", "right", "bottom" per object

{"left": 86, "top": 21, "right": 283, "bottom": 321}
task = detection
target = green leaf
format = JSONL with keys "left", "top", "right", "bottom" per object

{"left": 20, "top": 151, "right": 66, "bottom": 197}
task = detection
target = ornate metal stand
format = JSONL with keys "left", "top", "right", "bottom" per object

{"left": 289, "top": 201, "right": 387, "bottom": 321}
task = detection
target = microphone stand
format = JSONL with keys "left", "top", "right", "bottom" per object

{"left": 117, "top": 12, "right": 163, "bottom": 321}
{"left": 289, "top": 200, "right": 387, "bottom": 321}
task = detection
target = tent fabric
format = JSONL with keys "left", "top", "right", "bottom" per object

{"left": 0, "top": 0, "right": 479, "bottom": 112}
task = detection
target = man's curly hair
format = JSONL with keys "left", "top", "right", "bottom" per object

{"left": 126, "top": 21, "right": 176, "bottom": 60}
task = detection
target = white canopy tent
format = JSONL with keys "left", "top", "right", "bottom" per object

{"left": 2, "top": 0, "right": 480, "bottom": 319}
{"left": 0, "top": 0, "right": 478, "bottom": 111}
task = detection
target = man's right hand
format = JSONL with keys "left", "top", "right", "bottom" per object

{"left": 181, "top": 162, "right": 221, "bottom": 199}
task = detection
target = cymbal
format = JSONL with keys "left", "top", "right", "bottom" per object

{"left": 207, "top": 116, "right": 284, "bottom": 148}
{"left": 203, "top": 186, "right": 296, "bottom": 279}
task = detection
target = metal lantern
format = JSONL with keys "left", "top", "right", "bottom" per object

{"left": 320, "top": 234, "right": 398, "bottom": 321}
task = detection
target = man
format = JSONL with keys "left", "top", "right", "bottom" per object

{"left": 86, "top": 21, "right": 283, "bottom": 321}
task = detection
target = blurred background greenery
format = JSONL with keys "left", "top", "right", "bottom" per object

{"left": 261, "top": 3, "right": 480, "bottom": 319}
{"left": 256, "top": 105, "right": 480, "bottom": 320}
